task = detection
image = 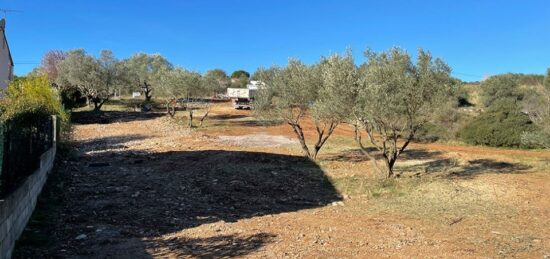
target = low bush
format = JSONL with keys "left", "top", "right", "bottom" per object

{"left": 0, "top": 76, "right": 68, "bottom": 124}
{"left": 459, "top": 100, "right": 537, "bottom": 148}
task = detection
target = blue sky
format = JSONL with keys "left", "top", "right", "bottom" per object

{"left": 2, "top": 0, "right": 550, "bottom": 81}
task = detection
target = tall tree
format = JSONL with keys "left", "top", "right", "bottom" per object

{"left": 480, "top": 74, "right": 523, "bottom": 108}
{"left": 123, "top": 53, "right": 172, "bottom": 101}
{"left": 353, "top": 48, "right": 455, "bottom": 178}
{"left": 203, "top": 69, "right": 230, "bottom": 94}
{"left": 230, "top": 70, "right": 250, "bottom": 88}
{"left": 56, "top": 49, "right": 125, "bottom": 112}
{"left": 40, "top": 50, "right": 66, "bottom": 84}
{"left": 255, "top": 53, "right": 357, "bottom": 160}
{"left": 156, "top": 68, "right": 187, "bottom": 117}
{"left": 521, "top": 68, "right": 550, "bottom": 148}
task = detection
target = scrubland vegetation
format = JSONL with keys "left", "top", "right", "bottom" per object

{"left": 10, "top": 46, "right": 550, "bottom": 258}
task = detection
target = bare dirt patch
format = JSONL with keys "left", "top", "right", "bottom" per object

{"left": 13, "top": 102, "right": 550, "bottom": 258}
{"left": 217, "top": 133, "right": 298, "bottom": 147}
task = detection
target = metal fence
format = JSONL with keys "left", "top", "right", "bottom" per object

{"left": 0, "top": 116, "right": 56, "bottom": 196}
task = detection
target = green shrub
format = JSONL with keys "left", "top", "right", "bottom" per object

{"left": 459, "top": 100, "right": 536, "bottom": 148}
{"left": 0, "top": 75, "right": 68, "bottom": 126}
{"left": 413, "top": 122, "right": 448, "bottom": 143}
{"left": 479, "top": 74, "right": 524, "bottom": 108}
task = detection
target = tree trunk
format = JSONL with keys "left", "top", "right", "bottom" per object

{"left": 166, "top": 103, "right": 175, "bottom": 117}
{"left": 93, "top": 99, "right": 102, "bottom": 113}
{"left": 143, "top": 82, "right": 152, "bottom": 102}
{"left": 188, "top": 109, "right": 193, "bottom": 128}
{"left": 198, "top": 109, "right": 210, "bottom": 127}
{"left": 288, "top": 122, "right": 312, "bottom": 159}
{"left": 311, "top": 121, "right": 338, "bottom": 160}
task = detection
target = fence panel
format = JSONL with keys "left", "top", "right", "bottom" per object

{"left": 0, "top": 116, "right": 55, "bottom": 196}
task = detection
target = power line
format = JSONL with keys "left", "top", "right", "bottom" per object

{"left": 0, "top": 9, "right": 23, "bottom": 19}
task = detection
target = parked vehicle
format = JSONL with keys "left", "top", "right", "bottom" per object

{"left": 226, "top": 81, "right": 265, "bottom": 109}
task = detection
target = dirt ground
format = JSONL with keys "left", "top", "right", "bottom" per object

{"left": 14, "top": 102, "right": 550, "bottom": 258}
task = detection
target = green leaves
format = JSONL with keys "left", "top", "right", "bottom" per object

{"left": 356, "top": 47, "right": 454, "bottom": 131}
{"left": 1, "top": 76, "right": 67, "bottom": 124}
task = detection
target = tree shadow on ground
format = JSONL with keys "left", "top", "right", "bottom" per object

{"left": 324, "top": 148, "right": 443, "bottom": 163}
{"left": 399, "top": 158, "right": 532, "bottom": 179}
{"left": 448, "top": 159, "right": 532, "bottom": 178}
{"left": 72, "top": 111, "right": 165, "bottom": 125}
{"left": 15, "top": 140, "right": 341, "bottom": 258}
{"left": 146, "top": 233, "right": 277, "bottom": 258}
{"left": 208, "top": 114, "right": 248, "bottom": 120}
{"left": 210, "top": 119, "right": 284, "bottom": 128}
{"left": 75, "top": 135, "right": 148, "bottom": 154}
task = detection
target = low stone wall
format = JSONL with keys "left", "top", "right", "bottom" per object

{"left": 0, "top": 146, "right": 56, "bottom": 259}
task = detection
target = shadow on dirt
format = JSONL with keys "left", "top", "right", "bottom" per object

{"left": 75, "top": 135, "right": 148, "bottom": 153}
{"left": 147, "top": 233, "right": 277, "bottom": 258}
{"left": 448, "top": 159, "right": 532, "bottom": 178}
{"left": 210, "top": 119, "right": 285, "bottom": 128}
{"left": 15, "top": 138, "right": 341, "bottom": 257}
{"left": 72, "top": 111, "right": 165, "bottom": 125}
{"left": 400, "top": 158, "right": 532, "bottom": 179}
{"left": 324, "top": 148, "right": 443, "bottom": 163}
{"left": 208, "top": 114, "right": 249, "bottom": 120}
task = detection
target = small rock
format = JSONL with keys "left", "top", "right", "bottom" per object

{"left": 331, "top": 201, "right": 345, "bottom": 206}
{"left": 75, "top": 234, "right": 87, "bottom": 240}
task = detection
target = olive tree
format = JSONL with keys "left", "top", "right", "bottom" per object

{"left": 521, "top": 68, "right": 550, "bottom": 148}
{"left": 123, "top": 53, "right": 172, "bottom": 100}
{"left": 56, "top": 49, "right": 126, "bottom": 112}
{"left": 255, "top": 53, "right": 357, "bottom": 160}
{"left": 156, "top": 68, "right": 186, "bottom": 117}
{"left": 56, "top": 49, "right": 104, "bottom": 111}
{"left": 203, "top": 69, "right": 230, "bottom": 95}
{"left": 353, "top": 48, "right": 454, "bottom": 178}
{"left": 156, "top": 68, "right": 210, "bottom": 127}
{"left": 480, "top": 74, "right": 523, "bottom": 108}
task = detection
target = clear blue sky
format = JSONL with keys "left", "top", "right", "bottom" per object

{"left": 2, "top": 0, "right": 550, "bottom": 81}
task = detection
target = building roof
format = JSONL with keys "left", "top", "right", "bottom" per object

{"left": 0, "top": 19, "right": 14, "bottom": 66}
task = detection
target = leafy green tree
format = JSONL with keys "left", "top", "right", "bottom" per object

{"left": 353, "top": 47, "right": 455, "bottom": 178}
{"left": 255, "top": 53, "right": 357, "bottom": 160}
{"left": 55, "top": 49, "right": 126, "bottom": 112}
{"left": 156, "top": 68, "right": 188, "bottom": 117}
{"left": 231, "top": 70, "right": 250, "bottom": 79}
{"left": 0, "top": 75, "right": 67, "bottom": 124}
{"left": 521, "top": 69, "right": 550, "bottom": 148}
{"left": 156, "top": 68, "right": 211, "bottom": 127}
{"left": 480, "top": 74, "right": 523, "bottom": 108}
{"left": 123, "top": 53, "right": 173, "bottom": 101}
{"left": 56, "top": 49, "right": 104, "bottom": 111}
{"left": 252, "top": 67, "right": 278, "bottom": 82}
{"left": 203, "top": 69, "right": 230, "bottom": 94}
{"left": 230, "top": 70, "right": 250, "bottom": 88}
{"left": 255, "top": 60, "right": 318, "bottom": 159}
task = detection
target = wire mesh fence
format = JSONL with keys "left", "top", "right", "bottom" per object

{"left": 0, "top": 116, "right": 56, "bottom": 196}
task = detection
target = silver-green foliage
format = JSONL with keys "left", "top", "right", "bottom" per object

{"left": 56, "top": 49, "right": 126, "bottom": 111}
{"left": 522, "top": 70, "right": 550, "bottom": 148}
{"left": 255, "top": 52, "right": 357, "bottom": 159}
{"left": 354, "top": 47, "right": 455, "bottom": 177}
{"left": 123, "top": 53, "right": 173, "bottom": 101}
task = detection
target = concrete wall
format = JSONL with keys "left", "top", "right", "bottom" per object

{"left": 0, "top": 146, "right": 56, "bottom": 259}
